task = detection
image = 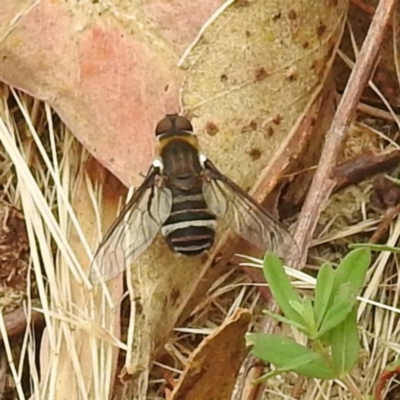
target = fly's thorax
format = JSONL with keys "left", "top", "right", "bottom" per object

{"left": 156, "top": 133, "right": 199, "bottom": 155}
{"left": 157, "top": 137, "right": 204, "bottom": 191}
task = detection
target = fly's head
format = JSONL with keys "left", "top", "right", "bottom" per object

{"left": 155, "top": 114, "right": 194, "bottom": 139}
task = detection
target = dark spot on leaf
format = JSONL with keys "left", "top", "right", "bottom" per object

{"left": 288, "top": 9, "right": 297, "bottom": 20}
{"left": 220, "top": 74, "right": 228, "bottom": 82}
{"left": 241, "top": 121, "right": 258, "bottom": 134}
{"left": 245, "top": 30, "right": 251, "bottom": 37}
{"left": 272, "top": 11, "right": 281, "bottom": 21}
{"left": 249, "top": 149, "right": 261, "bottom": 161}
{"left": 302, "top": 42, "right": 309, "bottom": 49}
{"left": 287, "top": 71, "right": 298, "bottom": 81}
{"left": 267, "top": 126, "right": 275, "bottom": 137}
{"left": 164, "top": 84, "right": 169, "bottom": 91}
{"left": 311, "top": 60, "right": 318, "bottom": 70}
{"left": 205, "top": 122, "right": 219, "bottom": 136}
{"left": 312, "top": 58, "right": 325, "bottom": 75}
{"left": 317, "top": 24, "right": 327, "bottom": 38}
{"left": 170, "top": 287, "right": 181, "bottom": 306}
{"left": 249, "top": 120, "right": 258, "bottom": 130}
{"left": 236, "top": 0, "right": 250, "bottom": 7}
{"left": 272, "top": 114, "right": 282, "bottom": 125}
{"left": 255, "top": 68, "right": 268, "bottom": 81}
{"left": 109, "top": 157, "right": 114, "bottom": 163}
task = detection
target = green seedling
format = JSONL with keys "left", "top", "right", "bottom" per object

{"left": 247, "top": 248, "right": 370, "bottom": 388}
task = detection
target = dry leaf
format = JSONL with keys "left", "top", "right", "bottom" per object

{"left": 122, "top": 0, "right": 347, "bottom": 396}
{"left": 0, "top": 0, "right": 225, "bottom": 185}
{"left": 0, "top": 1, "right": 348, "bottom": 398}
{"left": 169, "top": 308, "right": 252, "bottom": 400}
{"left": 181, "top": 0, "right": 347, "bottom": 189}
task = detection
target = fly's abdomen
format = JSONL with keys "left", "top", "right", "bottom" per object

{"left": 161, "top": 189, "right": 216, "bottom": 255}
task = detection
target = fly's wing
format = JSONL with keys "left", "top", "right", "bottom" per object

{"left": 202, "top": 159, "right": 298, "bottom": 259}
{"left": 89, "top": 168, "right": 172, "bottom": 285}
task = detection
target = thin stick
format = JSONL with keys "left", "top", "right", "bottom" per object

{"left": 2, "top": 305, "right": 43, "bottom": 340}
{"left": 293, "top": 0, "right": 397, "bottom": 268}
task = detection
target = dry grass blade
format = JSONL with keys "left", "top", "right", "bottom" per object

{"left": 0, "top": 89, "right": 124, "bottom": 399}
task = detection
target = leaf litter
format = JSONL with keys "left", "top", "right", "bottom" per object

{"left": 1, "top": 1, "right": 400, "bottom": 400}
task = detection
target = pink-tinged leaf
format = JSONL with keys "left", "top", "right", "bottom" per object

{"left": 0, "top": 0, "right": 224, "bottom": 185}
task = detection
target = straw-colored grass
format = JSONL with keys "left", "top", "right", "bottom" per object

{"left": 0, "top": 87, "right": 121, "bottom": 399}
{"left": 1, "top": 52, "right": 400, "bottom": 400}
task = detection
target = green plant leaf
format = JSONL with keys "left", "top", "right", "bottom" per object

{"left": 301, "top": 298, "right": 317, "bottom": 334}
{"left": 263, "top": 310, "right": 307, "bottom": 331}
{"left": 288, "top": 300, "right": 304, "bottom": 316}
{"left": 287, "top": 298, "right": 317, "bottom": 336}
{"left": 332, "top": 282, "right": 356, "bottom": 305}
{"left": 253, "top": 353, "right": 323, "bottom": 383}
{"left": 330, "top": 308, "right": 360, "bottom": 375}
{"left": 247, "top": 333, "right": 336, "bottom": 379}
{"left": 263, "top": 252, "right": 303, "bottom": 323}
{"left": 350, "top": 243, "right": 400, "bottom": 254}
{"left": 316, "top": 284, "right": 355, "bottom": 338}
{"left": 333, "top": 248, "right": 370, "bottom": 294}
{"left": 314, "top": 262, "right": 335, "bottom": 328}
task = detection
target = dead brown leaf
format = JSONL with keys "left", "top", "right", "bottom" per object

{"left": 169, "top": 308, "right": 252, "bottom": 400}
{"left": 120, "top": 1, "right": 347, "bottom": 393}
{"left": 181, "top": 0, "right": 347, "bottom": 188}
{"left": 0, "top": 0, "right": 224, "bottom": 185}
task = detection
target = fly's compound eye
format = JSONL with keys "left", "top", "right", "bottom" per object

{"left": 155, "top": 115, "right": 193, "bottom": 137}
{"left": 173, "top": 115, "right": 193, "bottom": 131}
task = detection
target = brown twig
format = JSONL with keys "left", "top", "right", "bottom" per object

{"left": 293, "top": 0, "right": 397, "bottom": 268}
{"left": 1, "top": 305, "right": 43, "bottom": 341}
{"left": 333, "top": 150, "right": 400, "bottom": 193}
{"left": 351, "top": 0, "right": 378, "bottom": 17}
{"left": 236, "top": 360, "right": 265, "bottom": 400}
{"left": 370, "top": 203, "right": 400, "bottom": 243}
{"left": 356, "top": 101, "right": 400, "bottom": 121}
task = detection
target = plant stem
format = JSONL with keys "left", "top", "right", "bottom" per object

{"left": 341, "top": 374, "right": 364, "bottom": 400}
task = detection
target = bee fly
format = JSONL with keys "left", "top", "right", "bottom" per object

{"left": 90, "top": 114, "right": 297, "bottom": 284}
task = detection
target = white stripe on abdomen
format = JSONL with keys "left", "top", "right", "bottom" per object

{"left": 161, "top": 219, "right": 217, "bottom": 237}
